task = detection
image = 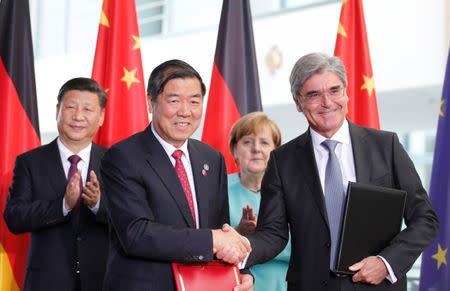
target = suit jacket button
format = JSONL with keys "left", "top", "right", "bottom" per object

{"left": 198, "top": 255, "right": 204, "bottom": 261}
{"left": 326, "top": 242, "right": 331, "bottom": 248}
{"left": 77, "top": 236, "right": 82, "bottom": 241}
{"left": 321, "top": 280, "right": 328, "bottom": 286}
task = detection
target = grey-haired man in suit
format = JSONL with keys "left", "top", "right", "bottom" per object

{"left": 246, "top": 52, "right": 438, "bottom": 291}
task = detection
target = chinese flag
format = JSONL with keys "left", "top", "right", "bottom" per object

{"left": 334, "top": 0, "right": 380, "bottom": 129}
{"left": 92, "top": 0, "right": 149, "bottom": 148}
{"left": 202, "top": 0, "right": 262, "bottom": 174}
{"left": 0, "top": 0, "right": 41, "bottom": 290}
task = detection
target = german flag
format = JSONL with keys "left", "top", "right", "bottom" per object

{"left": 202, "top": 0, "right": 262, "bottom": 174}
{"left": 0, "top": 0, "right": 41, "bottom": 290}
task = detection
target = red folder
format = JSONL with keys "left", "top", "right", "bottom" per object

{"left": 172, "top": 261, "right": 241, "bottom": 291}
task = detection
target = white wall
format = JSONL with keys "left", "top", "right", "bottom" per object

{"left": 34, "top": 0, "right": 449, "bottom": 142}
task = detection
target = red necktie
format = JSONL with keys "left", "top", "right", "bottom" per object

{"left": 68, "top": 155, "right": 82, "bottom": 219}
{"left": 172, "top": 150, "right": 196, "bottom": 225}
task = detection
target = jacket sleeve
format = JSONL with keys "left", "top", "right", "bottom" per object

{"left": 246, "top": 152, "right": 289, "bottom": 266}
{"left": 94, "top": 196, "right": 109, "bottom": 224}
{"left": 101, "top": 146, "right": 214, "bottom": 263}
{"left": 3, "top": 155, "right": 69, "bottom": 234}
{"left": 379, "top": 133, "right": 439, "bottom": 278}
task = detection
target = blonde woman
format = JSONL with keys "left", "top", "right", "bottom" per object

{"left": 228, "top": 112, "right": 291, "bottom": 291}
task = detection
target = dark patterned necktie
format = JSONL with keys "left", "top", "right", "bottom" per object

{"left": 322, "top": 140, "right": 345, "bottom": 270}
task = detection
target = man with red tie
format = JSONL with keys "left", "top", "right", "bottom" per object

{"left": 101, "top": 59, "right": 253, "bottom": 291}
{"left": 4, "top": 77, "right": 109, "bottom": 291}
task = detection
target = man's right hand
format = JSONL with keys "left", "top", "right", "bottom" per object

{"left": 64, "top": 170, "right": 82, "bottom": 210}
{"left": 212, "top": 224, "right": 251, "bottom": 265}
{"left": 350, "top": 256, "right": 389, "bottom": 285}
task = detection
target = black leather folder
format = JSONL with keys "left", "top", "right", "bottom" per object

{"left": 334, "top": 182, "right": 406, "bottom": 275}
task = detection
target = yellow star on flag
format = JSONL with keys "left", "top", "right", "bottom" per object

{"left": 432, "top": 243, "right": 448, "bottom": 270}
{"left": 439, "top": 99, "right": 446, "bottom": 117}
{"left": 337, "top": 22, "right": 347, "bottom": 38}
{"left": 360, "top": 75, "right": 375, "bottom": 97}
{"left": 100, "top": 11, "right": 110, "bottom": 28}
{"left": 132, "top": 35, "right": 141, "bottom": 50}
{"left": 121, "top": 67, "right": 140, "bottom": 89}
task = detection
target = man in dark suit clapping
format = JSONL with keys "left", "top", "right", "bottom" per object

{"left": 4, "top": 77, "right": 109, "bottom": 291}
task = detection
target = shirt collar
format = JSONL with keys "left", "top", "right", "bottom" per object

{"left": 57, "top": 138, "right": 92, "bottom": 164}
{"left": 150, "top": 122, "right": 190, "bottom": 159}
{"left": 310, "top": 119, "right": 351, "bottom": 148}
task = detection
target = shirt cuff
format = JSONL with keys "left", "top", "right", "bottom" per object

{"left": 238, "top": 237, "right": 251, "bottom": 270}
{"left": 377, "top": 255, "right": 397, "bottom": 283}
{"left": 62, "top": 197, "right": 71, "bottom": 216}
{"left": 89, "top": 200, "right": 100, "bottom": 214}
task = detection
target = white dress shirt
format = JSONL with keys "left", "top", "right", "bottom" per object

{"left": 151, "top": 123, "right": 200, "bottom": 228}
{"left": 57, "top": 138, "right": 100, "bottom": 215}
{"left": 151, "top": 124, "right": 249, "bottom": 268}
{"left": 310, "top": 119, "right": 356, "bottom": 194}
{"left": 309, "top": 119, "right": 397, "bottom": 283}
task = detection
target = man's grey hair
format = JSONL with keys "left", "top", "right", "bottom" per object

{"left": 289, "top": 52, "right": 347, "bottom": 100}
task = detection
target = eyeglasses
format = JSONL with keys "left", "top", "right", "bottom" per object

{"left": 299, "top": 86, "right": 345, "bottom": 103}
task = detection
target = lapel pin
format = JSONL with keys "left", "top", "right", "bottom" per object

{"left": 202, "top": 164, "right": 209, "bottom": 176}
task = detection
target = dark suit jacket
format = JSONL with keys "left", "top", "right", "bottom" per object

{"left": 4, "top": 139, "right": 109, "bottom": 291}
{"left": 100, "top": 126, "right": 229, "bottom": 291}
{"left": 247, "top": 122, "right": 439, "bottom": 291}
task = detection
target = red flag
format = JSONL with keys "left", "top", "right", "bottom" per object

{"left": 0, "top": 0, "right": 41, "bottom": 289}
{"left": 202, "top": 0, "right": 262, "bottom": 174}
{"left": 92, "top": 0, "right": 149, "bottom": 147}
{"left": 334, "top": 0, "right": 380, "bottom": 129}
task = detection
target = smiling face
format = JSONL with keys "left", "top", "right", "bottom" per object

{"left": 56, "top": 89, "right": 104, "bottom": 152}
{"left": 149, "top": 77, "right": 203, "bottom": 148}
{"left": 296, "top": 71, "right": 348, "bottom": 138}
{"left": 233, "top": 126, "right": 276, "bottom": 176}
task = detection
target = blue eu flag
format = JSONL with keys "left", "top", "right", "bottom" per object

{"left": 419, "top": 49, "right": 450, "bottom": 291}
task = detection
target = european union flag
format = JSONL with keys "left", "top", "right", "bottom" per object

{"left": 419, "top": 49, "right": 450, "bottom": 291}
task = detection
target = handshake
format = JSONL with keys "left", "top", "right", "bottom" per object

{"left": 212, "top": 224, "right": 251, "bottom": 265}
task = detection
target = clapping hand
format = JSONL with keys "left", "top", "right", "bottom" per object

{"left": 64, "top": 170, "right": 82, "bottom": 210}
{"left": 82, "top": 170, "right": 101, "bottom": 208}
{"left": 236, "top": 205, "right": 257, "bottom": 236}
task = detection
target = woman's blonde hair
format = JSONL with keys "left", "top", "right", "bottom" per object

{"left": 229, "top": 111, "right": 281, "bottom": 155}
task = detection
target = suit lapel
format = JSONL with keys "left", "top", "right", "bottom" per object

{"left": 349, "top": 122, "right": 371, "bottom": 184}
{"left": 188, "top": 141, "right": 209, "bottom": 228}
{"left": 143, "top": 127, "right": 196, "bottom": 228}
{"left": 47, "top": 139, "right": 69, "bottom": 199}
{"left": 295, "top": 124, "right": 374, "bottom": 234}
{"left": 87, "top": 143, "right": 102, "bottom": 181}
{"left": 78, "top": 143, "right": 104, "bottom": 228}
{"left": 296, "top": 131, "right": 330, "bottom": 227}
